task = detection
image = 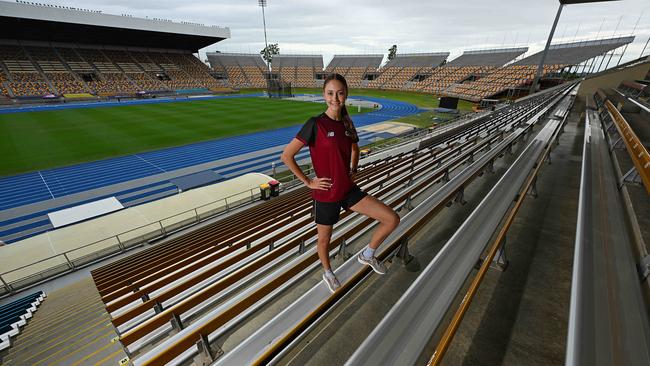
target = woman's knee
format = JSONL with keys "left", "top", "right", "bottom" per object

{"left": 317, "top": 233, "right": 332, "bottom": 247}
{"left": 384, "top": 210, "right": 400, "bottom": 230}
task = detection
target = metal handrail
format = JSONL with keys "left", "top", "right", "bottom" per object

{"left": 0, "top": 184, "right": 265, "bottom": 297}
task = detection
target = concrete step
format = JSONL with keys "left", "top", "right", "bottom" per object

{"left": 13, "top": 301, "right": 105, "bottom": 341}
{"left": 7, "top": 312, "right": 112, "bottom": 360}
{"left": 1, "top": 276, "right": 127, "bottom": 366}
{"left": 13, "top": 323, "right": 113, "bottom": 366}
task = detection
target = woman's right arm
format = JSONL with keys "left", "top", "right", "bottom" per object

{"left": 281, "top": 138, "right": 331, "bottom": 190}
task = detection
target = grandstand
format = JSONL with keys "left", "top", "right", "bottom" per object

{"left": 325, "top": 54, "right": 384, "bottom": 88}
{"left": 445, "top": 36, "right": 634, "bottom": 101}
{"left": 0, "top": 1, "right": 230, "bottom": 99}
{"left": 414, "top": 47, "right": 527, "bottom": 94}
{"left": 369, "top": 52, "right": 449, "bottom": 90}
{"left": 206, "top": 52, "right": 268, "bottom": 88}
{"left": 270, "top": 55, "right": 323, "bottom": 88}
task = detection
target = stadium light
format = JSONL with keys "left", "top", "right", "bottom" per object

{"left": 529, "top": 0, "right": 620, "bottom": 94}
{"left": 259, "top": 0, "right": 271, "bottom": 72}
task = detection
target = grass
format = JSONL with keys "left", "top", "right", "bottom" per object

{"left": 392, "top": 111, "right": 466, "bottom": 129}
{"left": 1, "top": 87, "right": 471, "bottom": 177}
{"left": 0, "top": 97, "right": 368, "bottom": 176}
{"left": 242, "top": 87, "right": 476, "bottom": 110}
{"left": 239, "top": 87, "right": 477, "bottom": 130}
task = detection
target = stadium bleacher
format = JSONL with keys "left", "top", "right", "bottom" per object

{"left": 1, "top": 1, "right": 649, "bottom": 365}
{"left": 206, "top": 52, "right": 268, "bottom": 88}
{"left": 0, "top": 37, "right": 628, "bottom": 101}
{"left": 369, "top": 52, "right": 448, "bottom": 90}
{"left": 445, "top": 37, "right": 633, "bottom": 101}
{"left": 84, "top": 85, "right": 576, "bottom": 365}
{"left": 0, "top": 44, "right": 227, "bottom": 97}
{"left": 271, "top": 54, "right": 323, "bottom": 88}
{"left": 415, "top": 47, "right": 527, "bottom": 94}
{"left": 618, "top": 80, "right": 648, "bottom": 101}
{"left": 325, "top": 54, "right": 383, "bottom": 88}
{"left": 0, "top": 291, "right": 45, "bottom": 351}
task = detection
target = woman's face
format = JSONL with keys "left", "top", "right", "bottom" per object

{"left": 323, "top": 79, "right": 347, "bottom": 116}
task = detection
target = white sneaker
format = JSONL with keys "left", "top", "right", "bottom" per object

{"left": 322, "top": 273, "right": 341, "bottom": 293}
{"left": 358, "top": 253, "right": 387, "bottom": 274}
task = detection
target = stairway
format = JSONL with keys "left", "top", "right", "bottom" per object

{"left": 0, "top": 278, "right": 128, "bottom": 366}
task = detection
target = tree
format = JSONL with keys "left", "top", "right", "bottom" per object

{"left": 261, "top": 43, "right": 280, "bottom": 64}
{"left": 388, "top": 45, "right": 397, "bottom": 61}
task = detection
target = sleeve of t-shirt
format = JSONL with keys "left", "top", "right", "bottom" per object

{"left": 296, "top": 117, "right": 317, "bottom": 146}
{"left": 350, "top": 125, "right": 360, "bottom": 143}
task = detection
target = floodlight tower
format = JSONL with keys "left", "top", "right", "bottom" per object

{"left": 529, "top": 0, "right": 620, "bottom": 95}
{"left": 259, "top": 0, "right": 271, "bottom": 72}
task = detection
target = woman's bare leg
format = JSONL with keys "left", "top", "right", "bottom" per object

{"left": 316, "top": 224, "right": 334, "bottom": 270}
{"left": 349, "top": 195, "right": 400, "bottom": 250}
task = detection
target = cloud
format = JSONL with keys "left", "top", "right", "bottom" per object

{"left": 24, "top": 0, "right": 650, "bottom": 65}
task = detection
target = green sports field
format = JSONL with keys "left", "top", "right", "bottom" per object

{"left": 1, "top": 88, "right": 473, "bottom": 177}
{"left": 0, "top": 97, "right": 372, "bottom": 177}
{"left": 283, "top": 88, "right": 475, "bottom": 110}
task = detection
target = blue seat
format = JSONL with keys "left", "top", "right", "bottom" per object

{"left": 0, "top": 291, "right": 43, "bottom": 334}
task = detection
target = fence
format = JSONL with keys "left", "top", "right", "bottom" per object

{"left": 0, "top": 185, "right": 265, "bottom": 298}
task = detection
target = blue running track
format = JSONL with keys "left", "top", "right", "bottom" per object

{"left": 0, "top": 94, "right": 423, "bottom": 243}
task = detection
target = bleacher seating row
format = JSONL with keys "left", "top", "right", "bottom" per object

{"left": 206, "top": 53, "right": 267, "bottom": 88}
{"left": 0, "top": 291, "right": 46, "bottom": 351}
{"left": 87, "top": 87, "right": 570, "bottom": 364}
{"left": 272, "top": 55, "right": 323, "bottom": 88}
{"left": 0, "top": 37, "right": 632, "bottom": 100}
{"left": 203, "top": 38, "right": 631, "bottom": 102}
{"left": 203, "top": 52, "right": 567, "bottom": 100}
{"left": 618, "top": 79, "right": 649, "bottom": 108}
{"left": 444, "top": 64, "right": 567, "bottom": 102}
{"left": 0, "top": 43, "right": 227, "bottom": 97}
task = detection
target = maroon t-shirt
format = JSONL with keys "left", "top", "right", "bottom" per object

{"left": 296, "top": 113, "right": 359, "bottom": 202}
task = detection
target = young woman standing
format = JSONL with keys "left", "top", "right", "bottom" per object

{"left": 281, "top": 73, "right": 400, "bottom": 293}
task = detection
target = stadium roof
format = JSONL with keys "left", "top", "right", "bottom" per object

{"left": 446, "top": 47, "right": 528, "bottom": 67}
{"left": 559, "top": 0, "right": 620, "bottom": 4}
{"left": 206, "top": 52, "right": 266, "bottom": 68}
{"left": 384, "top": 52, "right": 450, "bottom": 68}
{"left": 271, "top": 55, "right": 324, "bottom": 68}
{"left": 514, "top": 36, "right": 634, "bottom": 65}
{"left": 327, "top": 54, "right": 384, "bottom": 69}
{"left": 0, "top": 1, "right": 230, "bottom": 52}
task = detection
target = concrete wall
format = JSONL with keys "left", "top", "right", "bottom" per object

{"left": 0, "top": 173, "right": 272, "bottom": 285}
{"left": 577, "top": 58, "right": 650, "bottom": 104}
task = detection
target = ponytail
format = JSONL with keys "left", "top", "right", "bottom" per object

{"left": 341, "top": 104, "right": 358, "bottom": 141}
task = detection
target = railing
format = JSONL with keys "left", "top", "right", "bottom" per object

{"left": 0, "top": 185, "right": 266, "bottom": 298}
{"left": 604, "top": 100, "right": 650, "bottom": 194}
{"left": 384, "top": 112, "right": 488, "bottom": 147}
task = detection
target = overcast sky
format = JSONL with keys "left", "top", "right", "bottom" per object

{"left": 29, "top": 0, "right": 650, "bottom": 65}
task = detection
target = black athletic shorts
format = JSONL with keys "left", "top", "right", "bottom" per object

{"left": 313, "top": 185, "right": 367, "bottom": 225}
